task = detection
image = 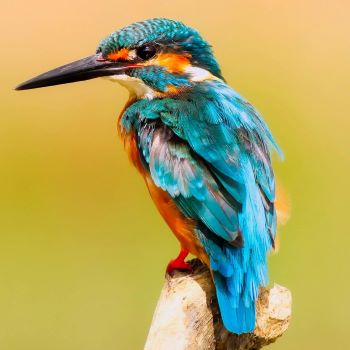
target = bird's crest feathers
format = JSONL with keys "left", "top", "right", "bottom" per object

{"left": 97, "top": 18, "right": 223, "bottom": 80}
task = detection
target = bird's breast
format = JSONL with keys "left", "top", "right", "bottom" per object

{"left": 118, "top": 119, "right": 208, "bottom": 264}
{"left": 145, "top": 176, "right": 208, "bottom": 264}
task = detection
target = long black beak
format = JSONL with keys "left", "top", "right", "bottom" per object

{"left": 15, "top": 54, "right": 135, "bottom": 90}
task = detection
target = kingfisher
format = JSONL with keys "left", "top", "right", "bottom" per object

{"left": 16, "top": 18, "right": 284, "bottom": 334}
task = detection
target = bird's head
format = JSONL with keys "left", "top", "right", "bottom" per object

{"left": 16, "top": 18, "right": 223, "bottom": 98}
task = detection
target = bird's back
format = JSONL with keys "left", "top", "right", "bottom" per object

{"left": 119, "top": 78, "right": 281, "bottom": 334}
{"left": 16, "top": 17, "right": 284, "bottom": 334}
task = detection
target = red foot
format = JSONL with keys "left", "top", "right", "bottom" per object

{"left": 166, "top": 248, "right": 192, "bottom": 275}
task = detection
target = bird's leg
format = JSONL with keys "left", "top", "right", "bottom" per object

{"left": 166, "top": 247, "right": 192, "bottom": 275}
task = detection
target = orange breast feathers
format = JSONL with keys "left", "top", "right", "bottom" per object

{"left": 120, "top": 127, "right": 207, "bottom": 264}
{"left": 145, "top": 176, "right": 207, "bottom": 264}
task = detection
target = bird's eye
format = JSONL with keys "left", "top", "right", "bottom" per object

{"left": 136, "top": 45, "right": 158, "bottom": 60}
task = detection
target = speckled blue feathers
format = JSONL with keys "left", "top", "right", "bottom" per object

{"left": 122, "top": 78, "right": 281, "bottom": 334}
{"left": 97, "top": 18, "right": 223, "bottom": 79}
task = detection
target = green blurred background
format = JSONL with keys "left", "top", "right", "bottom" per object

{"left": 1, "top": 0, "right": 349, "bottom": 349}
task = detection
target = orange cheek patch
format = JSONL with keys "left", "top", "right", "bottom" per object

{"left": 152, "top": 53, "right": 191, "bottom": 74}
{"left": 107, "top": 48, "right": 130, "bottom": 61}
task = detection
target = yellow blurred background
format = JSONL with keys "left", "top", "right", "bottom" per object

{"left": 1, "top": 0, "right": 349, "bottom": 349}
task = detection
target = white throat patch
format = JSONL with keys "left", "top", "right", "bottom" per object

{"left": 106, "top": 74, "right": 156, "bottom": 100}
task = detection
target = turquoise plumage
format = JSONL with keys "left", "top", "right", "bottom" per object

{"left": 122, "top": 78, "right": 281, "bottom": 333}
{"left": 16, "top": 18, "right": 283, "bottom": 335}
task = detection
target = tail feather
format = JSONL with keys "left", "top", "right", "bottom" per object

{"left": 213, "top": 271, "right": 256, "bottom": 334}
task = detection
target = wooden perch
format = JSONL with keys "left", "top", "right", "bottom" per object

{"left": 144, "top": 259, "right": 291, "bottom": 350}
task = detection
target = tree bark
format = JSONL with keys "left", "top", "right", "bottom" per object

{"left": 144, "top": 259, "right": 291, "bottom": 350}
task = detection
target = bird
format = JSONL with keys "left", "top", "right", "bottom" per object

{"left": 16, "top": 18, "right": 284, "bottom": 334}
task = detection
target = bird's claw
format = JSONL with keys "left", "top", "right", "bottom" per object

{"left": 166, "top": 259, "right": 192, "bottom": 276}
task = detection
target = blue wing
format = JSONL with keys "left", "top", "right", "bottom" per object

{"left": 123, "top": 80, "right": 281, "bottom": 334}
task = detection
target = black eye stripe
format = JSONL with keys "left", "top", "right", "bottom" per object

{"left": 136, "top": 45, "right": 158, "bottom": 60}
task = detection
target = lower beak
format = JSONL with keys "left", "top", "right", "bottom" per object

{"left": 15, "top": 54, "right": 135, "bottom": 90}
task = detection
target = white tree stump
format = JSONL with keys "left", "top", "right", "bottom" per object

{"left": 144, "top": 260, "right": 291, "bottom": 350}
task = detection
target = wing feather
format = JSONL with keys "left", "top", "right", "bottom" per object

{"left": 124, "top": 79, "right": 282, "bottom": 334}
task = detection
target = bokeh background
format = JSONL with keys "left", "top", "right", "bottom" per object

{"left": 1, "top": 0, "right": 349, "bottom": 349}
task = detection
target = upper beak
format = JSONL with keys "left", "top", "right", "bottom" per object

{"left": 15, "top": 54, "right": 135, "bottom": 90}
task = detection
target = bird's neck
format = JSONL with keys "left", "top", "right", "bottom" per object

{"left": 109, "top": 66, "right": 222, "bottom": 100}
{"left": 118, "top": 78, "right": 227, "bottom": 134}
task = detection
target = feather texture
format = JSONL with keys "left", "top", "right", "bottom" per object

{"left": 121, "top": 78, "right": 281, "bottom": 334}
